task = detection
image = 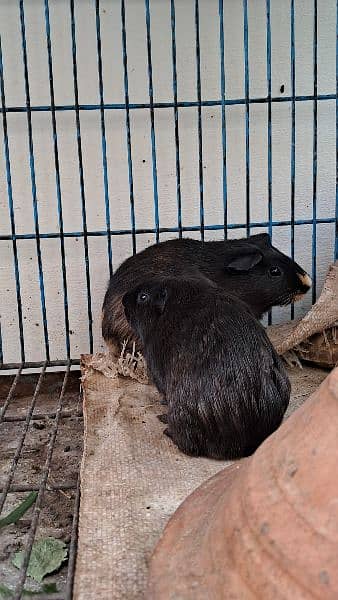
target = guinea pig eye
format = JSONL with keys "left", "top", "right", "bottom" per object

{"left": 137, "top": 291, "right": 149, "bottom": 304}
{"left": 269, "top": 266, "right": 282, "bottom": 277}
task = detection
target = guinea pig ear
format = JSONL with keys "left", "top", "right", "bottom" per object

{"left": 248, "top": 232, "right": 271, "bottom": 248}
{"left": 154, "top": 288, "right": 168, "bottom": 314}
{"left": 225, "top": 249, "right": 263, "bottom": 271}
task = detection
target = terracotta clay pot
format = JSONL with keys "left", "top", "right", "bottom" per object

{"left": 147, "top": 367, "right": 338, "bottom": 600}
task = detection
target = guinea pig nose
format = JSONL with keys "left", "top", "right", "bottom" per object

{"left": 298, "top": 272, "right": 312, "bottom": 290}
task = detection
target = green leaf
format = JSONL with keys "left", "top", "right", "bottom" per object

{"left": 21, "top": 583, "right": 58, "bottom": 596}
{"left": 40, "top": 583, "right": 58, "bottom": 594}
{"left": 0, "top": 492, "right": 38, "bottom": 529}
{"left": 0, "top": 582, "right": 58, "bottom": 598}
{"left": 0, "top": 583, "right": 13, "bottom": 598}
{"left": 12, "top": 538, "right": 68, "bottom": 583}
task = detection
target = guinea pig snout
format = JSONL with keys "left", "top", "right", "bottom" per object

{"left": 297, "top": 271, "right": 312, "bottom": 292}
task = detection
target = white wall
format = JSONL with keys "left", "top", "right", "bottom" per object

{"left": 0, "top": 0, "right": 336, "bottom": 364}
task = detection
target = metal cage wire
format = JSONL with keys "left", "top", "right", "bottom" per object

{"left": 0, "top": 363, "right": 82, "bottom": 600}
{"left": 0, "top": 0, "right": 337, "bottom": 370}
{"left": 0, "top": 2, "right": 337, "bottom": 598}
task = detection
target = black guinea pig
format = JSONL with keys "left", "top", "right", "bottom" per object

{"left": 122, "top": 278, "right": 291, "bottom": 460}
{"left": 103, "top": 233, "right": 311, "bottom": 352}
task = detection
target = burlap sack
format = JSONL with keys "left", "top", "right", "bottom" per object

{"left": 74, "top": 351, "right": 327, "bottom": 599}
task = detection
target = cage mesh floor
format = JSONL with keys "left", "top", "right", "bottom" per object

{"left": 0, "top": 367, "right": 83, "bottom": 600}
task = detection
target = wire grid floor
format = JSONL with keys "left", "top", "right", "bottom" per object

{"left": 0, "top": 364, "right": 82, "bottom": 600}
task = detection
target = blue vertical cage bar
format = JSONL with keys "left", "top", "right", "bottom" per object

{"left": 121, "top": 0, "right": 136, "bottom": 255}
{"left": 290, "top": 0, "right": 296, "bottom": 318}
{"left": 69, "top": 0, "right": 93, "bottom": 353}
{"left": 95, "top": 0, "right": 113, "bottom": 278}
{"left": 218, "top": 0, "right": 228, "bottom": 239}
{"left": 170, "top": 0, "right": 183, "bottom": 238}
{"left": 144, "top": 0, "right": 160, "bottom": 244}
{"left": 19, "top": 0, "right": 50, "bottom": 361}
{"left": 0, "top": 320, "right": 3, "bottom": 365}
{"left": 243, "top": 0, "right": 250, "bottom": 236}
{"left": 0, "top": 35, "right": 25, "bottom": 364}
{"left": 43, "top": 0, "right": 71, "bottom": 360}
{"left": 312, "top": 0, "right": 318, "bottom": 303}
{"left": 336, "top": 0, "right": 338, "bottom": 259}
{"left": 194, "top": 0, "right": 204, "bottom": 241}
{"left": 266, "top": 0, "right": 272, "bottom": 239}
{"left": 266, "top": 0, "right": 273, "bottom": 325}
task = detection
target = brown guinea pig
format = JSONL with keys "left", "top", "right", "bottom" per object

{"left": 122, "top": 278, "right": 291, "bottom": 460}
{"left": 102, "top": 233, "right": 311, "bottom": 352}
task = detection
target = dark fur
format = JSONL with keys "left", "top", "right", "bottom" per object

{"left": 122, "top": 279, "right": 291, "bottom": 460}
{"left": 102, "top": 233, "right": 311, "bottom": 351}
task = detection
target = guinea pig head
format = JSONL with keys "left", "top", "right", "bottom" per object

{"left": 122, "top": 282, "right": 168, "bottom": 338}
{"left": 223, "top": 233, "right": 311, "bottom": 316}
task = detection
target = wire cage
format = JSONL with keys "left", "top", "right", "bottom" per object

{"left": 0, "top": 0, "right": 337, "bottom": 371}
{"left": 0, "top": 0, "right": 337, "bottom": 598}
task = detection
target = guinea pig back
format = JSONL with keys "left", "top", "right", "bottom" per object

{"left": 122, "top": 278, "right": 291, "bottom": 460}
{"left": 102, "top": 233, "right": 311, "bottom": 351}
